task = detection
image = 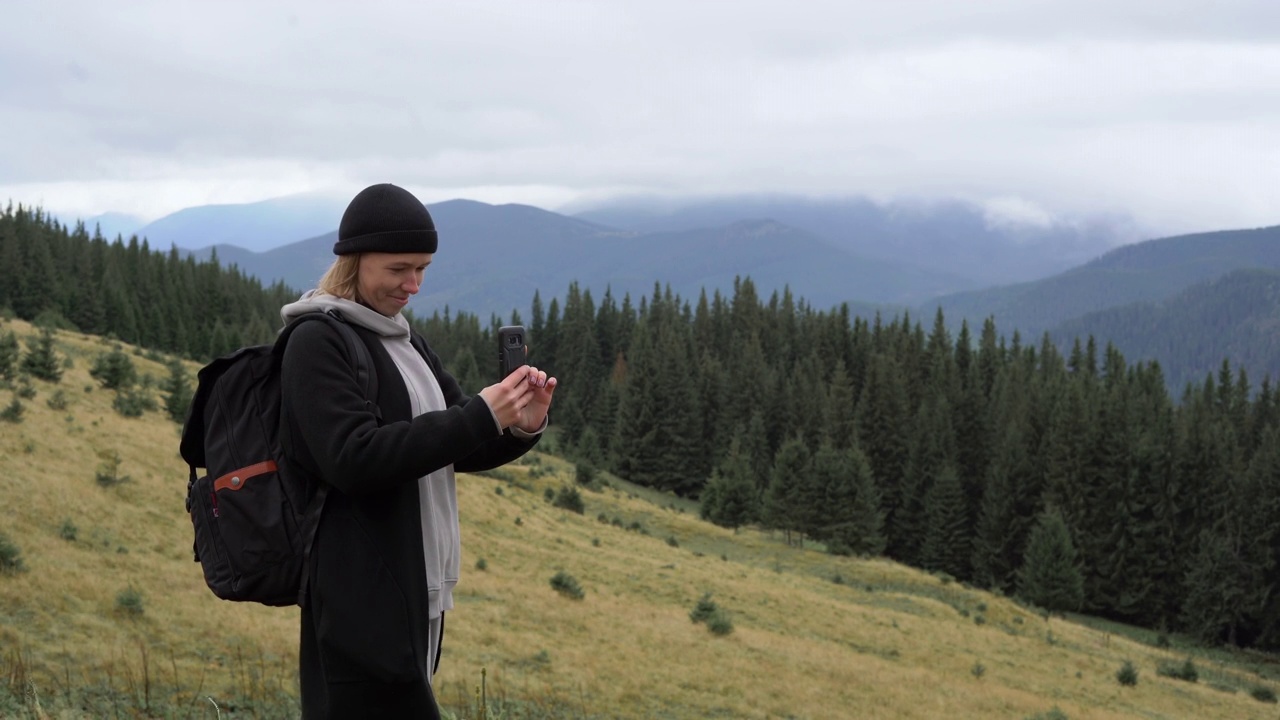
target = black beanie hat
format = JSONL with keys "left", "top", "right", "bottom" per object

{"left": 333, "top": 183, "right": 439, "bottom": 255}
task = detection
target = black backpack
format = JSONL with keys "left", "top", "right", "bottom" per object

{"left": 179, "top": 310, "right": 378, "bottom": 606}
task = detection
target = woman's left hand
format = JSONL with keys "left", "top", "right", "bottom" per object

{"left": 517, "top": 365, "right": 557, "bottom": 433}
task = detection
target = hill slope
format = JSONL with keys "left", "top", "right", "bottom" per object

{"left": 1048, "top": 268, "right": 1280, "bottom": 391}
{"left": 2, "top": 320, "right": 1279, "bottom": 719}
{"left": 928, "top": 224, "right": 1280, "bottom": 340}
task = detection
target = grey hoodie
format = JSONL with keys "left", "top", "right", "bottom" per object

{"left": 281, "top": 290, "right": 485, "bottom": 620}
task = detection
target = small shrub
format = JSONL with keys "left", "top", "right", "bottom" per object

{"left": 475, "top": 558, "right": 488, "bottom": 571}
{"left": 591, "top": 537, "right": 601, "bottom": 547}
{"left": 575, "top": 463, "right": 597, "bottom": 487}
{"left": 1116, "top": 660, "right": 1139, "bottom": 687}
{"left": 46, "top": 389, "right": 67, "bottom": 410}
{"left": 95, "top": 452, "right": 131, "bottom": 487}
{"left": 665, "top": 535, "right": 679, "bottom": 548}
{"left": 0, "top": 532, "right": 26, "bottom": 574}
{"left": 116, "top": 586, "right": 144, "bottom": 616}
{"left": 611, "top": 516, "right": 624, "bottom": 528}
{"left": 971, "top": 661, "right": 986, "bottom": 680}
{"left": 974, "top": 614, "right": 986, "bottom": 626}
{"left": 514, "top": 516, "right": 523, "bottom": 526}
{"left": 976, "top": 602, "right": 988, "bottom": 613}
{"left": 707, "top": 609, "right": 734, "bottom": 636}
{"left": 1024, "top": 708, "right": 1069, "bottom": 720}
{"left": 0, "top": 396, "right": 22, "bottom": 423}
{"left": 831, "top": 573, "right": 844, "bottom": 585}
{"left": 596, "top": 513, "right": 608, "bottom": 523}
{"left": 494, "top": 485, "right": 504, "bottom": 496}
{"left": 112, "top": 385, "right": 156, "bottom": 417}
{"left": 552, "top": 485, "right": 584, "bottom": 514}
{"left": 690, "top": 594, "right": 719, "bottom": 624}
{"left": 1156, "top": 658, "right": 1198, "bottom": 683}
{"left": 59, "top": 519, "right": 78, "bottom": 542}
{"left": 1251, "top": 685, "right": 1278, "bottom": 703}
{"left": 543, "top": 487, "right": 555, "bottom": 502}
{"left": 549, "top": 571, "right": 584, "bottom": 600}
{"left": 15, "top": 379, "right": 35, "bottom": 399}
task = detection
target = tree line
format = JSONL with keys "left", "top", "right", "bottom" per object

{"left": 4, "top": 202, "right": 1279, "bottom": 651}
{"left": 0, "top": 204, "right": 293, "bottom": 358}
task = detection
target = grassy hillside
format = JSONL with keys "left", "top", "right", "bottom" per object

{"left": 2, "top": 319, "right": 1280, "bottom": 719}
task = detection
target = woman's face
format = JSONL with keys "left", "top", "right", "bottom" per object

{"left": 357, "top": 252, "right": 433, "bottom": 316}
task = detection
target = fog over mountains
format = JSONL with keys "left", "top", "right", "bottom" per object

{"left": 85, "top": 193, "right": 1278, "bottom": 310}
{"left": 119, "top": 192, "right": 1133, "bottom": 312}
{"left": 59, "top": 191, "right": 1280, "bottom": 388}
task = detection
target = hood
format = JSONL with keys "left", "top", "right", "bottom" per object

{"left": 280, "top": 290, "right": 410, "bottom": 338}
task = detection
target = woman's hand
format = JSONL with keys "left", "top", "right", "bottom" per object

{"left": 516, "top": 365, "right": 557, "bottom": 433}
{"left": 478, "top": 368, "right": 535, "bottom": 430}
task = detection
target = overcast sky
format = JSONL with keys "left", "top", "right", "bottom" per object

{"left": 2, "top": 0, "right": 1278, "bottom": 236}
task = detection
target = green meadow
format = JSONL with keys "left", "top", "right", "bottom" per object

{"left": 1, "top": 319, "right": 1278, "bottom": 719}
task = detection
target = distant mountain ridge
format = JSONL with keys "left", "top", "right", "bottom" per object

{"left": 190, "top": 200, "right": 928, "bottom": 318}
{"left": 574, "top": 194, "right": 1126, "bottom": 290}
{"left": 142, "top": 192, "right": 1135, "bottom": 311}
{"left": 135, "top": 192, "right": 348, "bottom": 253}
{"left": 927, "top": 224, "right": 1280, "bottom": 340}
{"left": 1047, "top": 268, "right": 1280, "bottom": 392}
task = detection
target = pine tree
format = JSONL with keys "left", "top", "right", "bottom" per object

{"left": 763, "top": 437, "right": 811, "bottom": 545}
{"left": 855, "top": 353, "right": 910, "bottom": 555}
{"left": 162, "top": 357, "right": 193, "bottom": 424}
{"left": 1181, "top": 529, "right": 1250, "bottom": 645}
{"left": 1017, "top": 508, "right": 1084, "bottom": 613}
{"left": 700, "top": 434, "right": 760, "bottom": 529}
{"left": 0, "top": 329, "right": 18, "bottom": 382}
{"left": 971, "top": 435, "right": 1020, "bottom": 592}
{"left": 826, "top": 359, "right": 857, "bottom": 449}
{"left": 20, "top": 326, "right": 62, "bottom": 382}
{"left": 920, "top": 465, "right": 970, "bottom": 579}
{"left": 893, "top": 394, "right": 956, "bottom": 566}
{"left": 89, "top": 345, "right": 137, "bottom": 390}
{"left": 448, "top": 346, "right": 482, "bottom": 395}
{"left": 841, "top": 446, "right": 887, "bottom": 556}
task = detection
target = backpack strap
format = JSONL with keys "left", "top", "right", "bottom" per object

{"left": 281, "top": 309, "right": 382, "bottom": 606}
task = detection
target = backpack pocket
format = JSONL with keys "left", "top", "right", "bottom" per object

{"left": 189, "top": 460, "right": 305, "bottom": 606}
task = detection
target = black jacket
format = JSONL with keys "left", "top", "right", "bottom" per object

{"left": 280, "top": 319, "right": 537, "bottom": 718}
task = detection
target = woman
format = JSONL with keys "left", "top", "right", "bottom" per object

{"left": 278, "top": 183, "right": 556, "bottom": 718}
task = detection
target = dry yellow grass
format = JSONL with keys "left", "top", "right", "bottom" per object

{"left": 1, "top": 318, "right": 1277, "bottom": 719}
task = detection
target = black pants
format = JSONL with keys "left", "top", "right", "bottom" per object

{"left": 299, "top": 603, "right": 441, "bottom": 719}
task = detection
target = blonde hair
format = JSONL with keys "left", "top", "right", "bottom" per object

{"left": 316, "top": 254, "right": 362, "bottom": 301}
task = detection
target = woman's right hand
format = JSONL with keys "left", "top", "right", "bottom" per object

{"left": 478, "top": 367, "right": 535, "bottom": 429}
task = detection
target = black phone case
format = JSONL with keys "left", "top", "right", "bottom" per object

{"left": 498, "top": 325, "right": 526, "bottom": 378}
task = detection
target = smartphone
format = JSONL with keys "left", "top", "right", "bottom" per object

{"left": 497, "top": 325, "right": 527, "bottom": 379}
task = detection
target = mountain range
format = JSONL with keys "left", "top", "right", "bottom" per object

{"left": 165, "top": 192, "right": 1133, "bottom": 312}
{"left": 87, "top": 192, "right": 1280, "bottom": 387}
